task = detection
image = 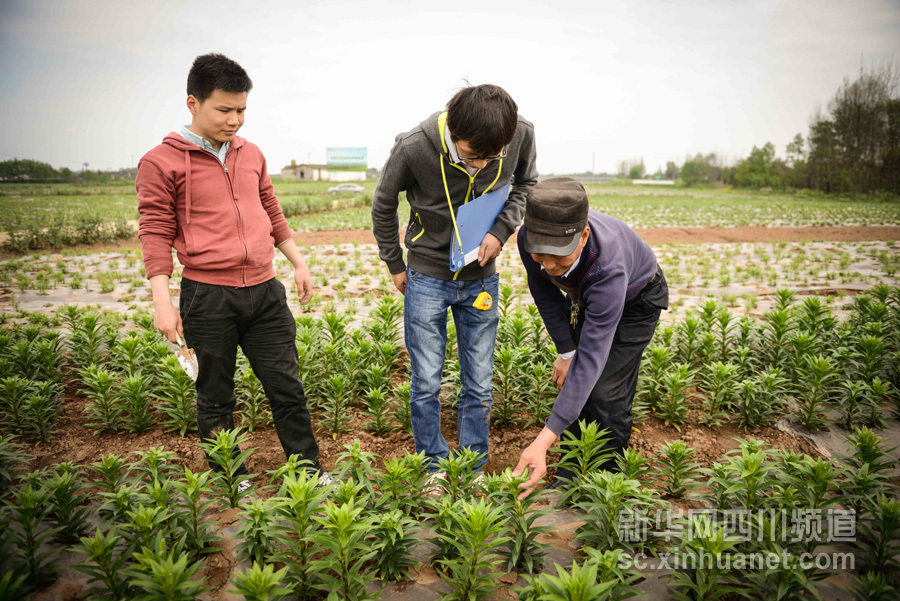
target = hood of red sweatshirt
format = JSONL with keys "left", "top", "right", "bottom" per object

{"left": 162, "top": 131, "right": 247, "bottom": 151}
{"left": 156, "top": 132, "right": 248, "bottom": 226}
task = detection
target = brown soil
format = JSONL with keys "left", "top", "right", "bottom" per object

{"left": 24, "top": 372, "right": 819, "bottom": 601}
{"left": 293, "top": 225, "right": 900, "bottom": 247}
{"left": 29, "top": 380, "right": 814, "bottom": 489}
{"left": 29, "top": 386, "right": 550, "bottom": 484}
{"left": 2, "top": 225, "right": 898, "bottom": 261}
{"left": 631, "top": 395, "right": 820, "bottom": 467}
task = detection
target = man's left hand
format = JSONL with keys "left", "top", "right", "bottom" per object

{"left": 511, "top": 427, "right": 559, "bottom": 499}
{"left": 478, "top": 233, "right": 503, "bottom": 267}
{"left": 294, "top": 265, "right": 313, "bottom": 304}
{"left": 552, "top": 355, "right": 573, "bottom": 389}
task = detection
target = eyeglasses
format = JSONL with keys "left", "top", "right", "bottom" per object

{"left": 453, "top": 141, "right": 508, "bottom": 164}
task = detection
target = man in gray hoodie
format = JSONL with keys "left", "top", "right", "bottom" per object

{"left": 372, "top": 84, "right": 538, "bottom": 485}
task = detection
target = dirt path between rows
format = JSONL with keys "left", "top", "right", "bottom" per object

{"left": 2, "top": 226, "right": 899, "bottom": 260}
{"left": 295, "top": 225, "right": 900, "bottom": 247}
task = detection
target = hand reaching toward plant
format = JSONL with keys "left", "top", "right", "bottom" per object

{"left": 512, "top": 427, "right": 559, "bottom": 499}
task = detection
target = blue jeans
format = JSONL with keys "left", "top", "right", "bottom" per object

{"left": 404, "top": 267, "right": 499, "bottom": 472}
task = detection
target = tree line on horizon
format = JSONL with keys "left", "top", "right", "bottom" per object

{"left": 0, "top": 161, "right": 137, "bottom": 184}
{"left": 621, "top": 63, "right": 900, "bottom": 194}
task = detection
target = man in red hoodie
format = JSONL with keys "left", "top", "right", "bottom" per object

{"left": 137, "top": 53, "right": 326, "bottom": 486}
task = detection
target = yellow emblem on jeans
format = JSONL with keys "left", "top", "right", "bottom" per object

{"left": 473, "top": 291, "right": 493, "bottom": 311}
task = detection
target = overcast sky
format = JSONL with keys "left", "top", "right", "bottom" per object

{"left": 1, "top": 0, "right": 898, "bottom": 175}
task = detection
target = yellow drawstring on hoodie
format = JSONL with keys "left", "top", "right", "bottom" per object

{"left": 437, "top": 112, "right": 503, "bottom": 281}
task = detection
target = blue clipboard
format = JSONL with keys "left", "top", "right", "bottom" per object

{"left": 450, "top": 183, "right": 511, "bottom": 271}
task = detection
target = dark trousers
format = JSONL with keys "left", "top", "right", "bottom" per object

{"left": 556, "top": 268, "right": 668, "bottom": 479}
{"left": 180, "top": 277, "right": 321, "bottom": 474}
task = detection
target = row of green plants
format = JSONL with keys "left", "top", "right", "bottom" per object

{"left": 2, "top": 286, "right": 899, "bottom": 450}
{"left": 2, "top": 212, "right": 133, "bottom": 253}
{"left": 635, "top": 285, "right": 900, "bottom": 432}
{"left": 558, "top": 422, "right": 899, "bottom": 600}
{"left": 1, "top": 422, "right": 896, "bottom": 600}
{"left": 278, "top": 193, "right": 372, "bottom": 219}
{"left": 0, "top": 307, "right": 280, "bottom": 442}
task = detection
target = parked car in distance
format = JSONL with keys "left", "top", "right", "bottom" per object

{"left": 327, "top": 183, "right": 365, "bottom": 194}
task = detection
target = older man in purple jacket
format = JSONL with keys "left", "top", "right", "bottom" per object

{"left": 512, "top": 177, "right": 668, "bottom": 495}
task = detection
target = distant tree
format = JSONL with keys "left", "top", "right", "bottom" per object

{"left": 680, "top": 153, "right": 722, "bottom": 186}
{"left": 0, "top": 159, "right": 59, "bottom": 182}
{"left": 664, "top": 160, "right": 681, "bottom": 180}
{"left": 627, "top": 158, "right": 646, "bottom": 180}
{"left": 784, "top": 133, "right": 809, "bottom": 188}
{"left": 81, "top": 169, "right": 110, "bottom": 183}
{"left": 808, "top": 114, "right": 841, "bottom": 192}
{"left": 734, "top": 142, "right": 785, "bottom": 189}
{"left": 885, "top": 98, "right": 900, "bottom": 193}
{"left": 681, "top": 157, "right": 704, "bottom": 186}
{"left": 806, "top": 61, "right": 899, "bottom": 193}
{"left": 785, "top": 134, "right": 805, "bottom": 166}
{"left": 617, "top": 157, "right": 645, "bottom": 179}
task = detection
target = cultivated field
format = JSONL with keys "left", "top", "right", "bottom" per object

{"left": 1, "top": 180, "right": 899, "bottom": 600}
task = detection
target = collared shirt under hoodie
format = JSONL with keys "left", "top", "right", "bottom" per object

{"left": 179, "top": 126, "right": 230, "bottom": 165}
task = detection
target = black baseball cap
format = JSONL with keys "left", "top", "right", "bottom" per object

{"left": 523, "top": 177, "right": 589, "bottom": 256}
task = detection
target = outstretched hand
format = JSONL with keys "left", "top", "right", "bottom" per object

{"left": 511, "top": 427, "right": 559, "bottom": 500}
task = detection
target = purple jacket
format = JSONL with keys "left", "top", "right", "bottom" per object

{"left": 518, "top": 210, "right": 658, "bottom": 435}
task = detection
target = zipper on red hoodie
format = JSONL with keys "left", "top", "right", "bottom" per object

{"left": 220, "top": 150, "right": 249, "bottom": 287}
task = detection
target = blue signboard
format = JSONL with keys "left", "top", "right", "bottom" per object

{"left": 326, "top": 147, "right": 367, "bottom": 170}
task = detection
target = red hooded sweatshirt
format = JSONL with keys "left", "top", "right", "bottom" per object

{"left": 137, "top": 133, "right": 293, "bottom": 287}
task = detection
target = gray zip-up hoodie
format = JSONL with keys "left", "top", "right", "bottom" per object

{"left": 372, "top": 111, "right": 538, "bottom": 280}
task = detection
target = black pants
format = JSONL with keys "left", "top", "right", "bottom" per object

{"left": 180, "top": 277, "right": 321, "bottom": 474}
{"left": 556, "top": 267, "right": 668, "bottom": 479}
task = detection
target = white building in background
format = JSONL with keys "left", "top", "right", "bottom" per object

{"left": 280, "top": 147, "right": 368, "bottom": 182}
{"left": 280, "top": 161, "right": 365, "bottom": 182}
{"left": 632, "top": 179, "right": 675, "bottom": 186}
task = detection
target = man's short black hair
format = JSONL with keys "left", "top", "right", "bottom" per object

{"left": 187, "top": 53, "right": 253, "bottom": 102}
{"left": 446, "top": 84, "right": 518, "bottom": 157}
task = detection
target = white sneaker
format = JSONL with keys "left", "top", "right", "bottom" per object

{"left": 237, "top": 480, "right": 252, "bottom": 494}
{"left": 473, "top": 473, "right": 485, "bottom": 487}
{"left": 423, "top": 471, "right": 447, "bottom": 497}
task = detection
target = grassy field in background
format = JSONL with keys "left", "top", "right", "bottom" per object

{"left": 1, "top": 180, "right": 897, "bottom": 241}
